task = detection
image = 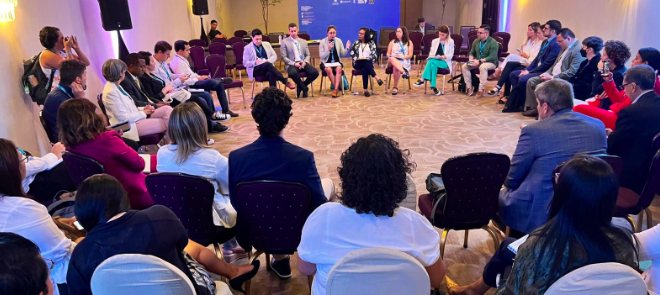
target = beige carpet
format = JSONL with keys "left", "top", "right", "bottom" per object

{"left": 206, "top": 59, "right": 658, "bottom": 295}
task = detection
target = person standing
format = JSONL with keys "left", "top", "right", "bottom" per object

{"left": 38, "top": 26, "right": 90, "bottom": 92}
{"left": 461, "top": 25, "right": 499, "bottom": 97}
{"left": 349, "top": 27, "right": 384, "bottom": 97}
{"left": 414, "top": 25, "right": 455, "bottom": 95}
{"left": 319, "top": 25, "right": 349, "bottom": 98}
{"left": 280, "top": 23, "right": 319, "bottom": 98}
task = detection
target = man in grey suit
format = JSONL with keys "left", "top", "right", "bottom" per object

{"left": 280, "top": 23, "right": 319, "bottom": 98}
{"left": 499, "top": 79, "right": 607, "bottom": 236}
{"left": 523, "top": 28, "right": 585, "bottom": 117}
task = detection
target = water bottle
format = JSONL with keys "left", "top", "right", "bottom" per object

{"left": 278, "top": 35, "right": 283, "bottom": 44}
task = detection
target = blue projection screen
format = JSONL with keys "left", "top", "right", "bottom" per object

{"left": 298, "top": 0, "right": 400, "bottom": 44}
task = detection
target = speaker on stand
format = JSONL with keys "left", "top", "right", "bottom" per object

{"left": 192, "top": 0, "right": 210, "bottom": 43}
{"left": 98, "top": 0, "right": 132, "bottom": 60}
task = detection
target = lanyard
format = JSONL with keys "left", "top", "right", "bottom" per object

{"left": 398, "top": 41, "right": 405, "bottom": 54}
{"left": 161, "top": 62, "right": 172, "bottom": 81}
{"left": 254, "top": 44, "right": 263, "bottom": 57}
{"left": 360, "top": 43, "right": 369, "bottom": 57}
{"left": 329, "top": 40, "right": 335, "bottom": 63}
{"left": 151, "top": 74, "right": 165, "bottom": 86}
{"left": 539, "top": 36, "right": 555, "bottom": 56}
{"left": 117, "top": 85, "right": 134, "bottom": 102}
{"left": 57, "top": 85, "right": 73, "bottom": 99}
{"left": 478, "top": 40, "right": 488, "bottom": 59}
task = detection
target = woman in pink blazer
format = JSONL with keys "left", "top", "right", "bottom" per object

{"left": 57, "top": 99, "right": 152, "bottom": 209}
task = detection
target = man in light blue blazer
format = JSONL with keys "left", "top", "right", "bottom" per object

{"left": 280, "top": 23, "right": 319, "bottom": 98}
{"left": 499, "top": 79, "right": 607, "bottom": 236}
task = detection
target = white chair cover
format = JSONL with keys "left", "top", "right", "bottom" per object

{"left": 545, "top": 262, "right": 647, "bottom": 295}
{"left": 326, "top": 247, "right": 430, "bottom": 295}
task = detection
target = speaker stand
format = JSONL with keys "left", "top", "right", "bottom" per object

{"left": 199, "top": 16, "right": 208, "bottom": 44}
{"left": 116, "top": 30, "right": 130, "bottom": 60}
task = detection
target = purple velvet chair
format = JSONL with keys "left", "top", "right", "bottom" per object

{"left": 231, "top": 42, "right": 247, "bottom": 81}
{"left": 285, "top": 72, "right": 314, "bottom": 98}
{"left": 349, "top": 69, "right": 376, "bottom": 94}
{"left": 61, "top": 151, "right": 105, "bottom": 188}
{"left": 145, "top": 172, "right": 235, "bottom": 251}
{"left": 211, "top": 38, "right": 228, "bottom": 45}
{"left": 320, "top": 68, "right": 345, "bottom": 96}
{"left": 416, "top": 34, "right": 437, "bottom": 77}
{"left": 208, "top": 42, "right": 227, "bottom": 56}
{"left": 552, "top": 154, "right": 623, "bottom": 190}
{"left": 418, "top": 152, "right": 510, "bottom": 258}
{"left": 189, "top": 46, "right": 210, "bottom": 76}
{"left": 188, "top": 39, "right": 207, "bottom": 47}
{"left": 234, "top": 30, "right": 248, "bottom": 38}
{"left": 206, "top": 54, "right": 246, "bottom": 108}
{"left": 298, "top": 33, "right": 311, "bottom": 41}
{"left": 493, "top": 32, "right": 511, "bottom": 58}
{"left": 385, "top": 66, "right": 412, "bottom": 94}
{"left": 233, "top": 180, "right": 313, "bottom": 294}
{"left": 409, "top": 31, "right": 423, "bottom": 61}
{"left": 98, "top": 94, "right": 164, "bottom": 148}
{"left": 423, "top": 68, "right": 452, "bottom": 95}
{"left": 388, "top": 31, "right": 397, "bottom": 43}
{"left": 227, "top": 37, "right": 243, "bottom": 45}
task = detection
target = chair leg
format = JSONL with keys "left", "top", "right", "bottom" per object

{"left": 322, "top": 76, "right": 326, "bottom": 96}
{"left": 626, "top": 215, "right": 639, "bottom": 232}
{"left": 251, "top": 82, "right": 256, "bottom": 99}
{"left": 637, "top": 210, "right": 645, "bottom": 232}
{"left": 370, "top": 76, "right": 375, "bottom": 94}
{"left": 386, "top": 74, "right": 392, "bottom": 90}
{"left": 442, "top": 75, "right": 446, "bottom": 94}
{"left": 463, "top": 230, "right": 469, "bottom": 248}
{"left": 226, "top": 89, "right": 231, "bottom": 104}
{"left": 424, "top": 80, "right": 427, "bottom": 94}
{"left": 440, "top": 229, "right": 450, "bottom": 259}
{"left": 646, "top": 208, "right": 653, "bottom": 230}
{"left": 240, "top": 87, "right": 246, "bottom": 109}
{"left": 245, "top": 250, "right": 264, "bottom": 295}
{"left": 349, "top": 74, "right": 355, "bottom": 94}
{"left": 482, "top": 225, "right": 501, "bottom": 253}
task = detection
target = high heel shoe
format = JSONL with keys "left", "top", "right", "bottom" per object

{"left": 229, "top": 260, "right": 260, "bottom": 294}
{"left": 377, "top": 79, "right": 384, "bottom": 86}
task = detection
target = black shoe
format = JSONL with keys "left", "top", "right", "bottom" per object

{"left": 432, "top": 87, "right": 441, "bottom": 96}
{"left": 414, "top": 80, "right": 424, "bottom": 87}
{"left": 219, "top": 77, "right": 233, "bottom": 84}
{"left": 209, "top": 123, "right": 229, "bottom": 133}
{"left": 402, "top": 69, "right": 410, "bottom": 79}
{"left": 229, "top": 260, "right": 260, "bottom": 294}
{"left": 364, "top": 91, "right": 371, "bottom": 97}
{"left": 296, "top": 87, "right": 303, "bottom": 98}
{"left": 302, "top": 87, "right": 309, "bottom": 98}
{"left": 522, "top": 108, "right": 539, "bottom": 117}
{"left": 377, "top": 79, "right": 384, "bottom": 86}
{"left": 268, "top": 256, "right": 292, "bottom": 279}
{"left": 502, "top": 106, "right": 523, "bottom": 113}
{"left": 224, "top": 110, "right": 239, "bottom": 117}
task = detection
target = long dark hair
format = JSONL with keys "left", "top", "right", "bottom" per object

{"left": 534, "top": 155, "right": 637, "bottom": 285}
{"left": 395, "top": 26, "right": 410, "bottom": 45}
{"left": 638, "top": 47, "right": 660, "bottom": 72}
{"left": 74, "top": 174, "right": 130, "bottom": 231}
{"left": 0, "top": 139, "right": 25, "bottom": 198}
{"left": 359, "top": 27, "right": 372, "bottom": 43}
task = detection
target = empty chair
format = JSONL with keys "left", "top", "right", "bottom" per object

{"left": 208, "top": 42, "right": 227, "bottom": 56}
{"left": 231, "top": 42, "right": 247, "bottom": 80}
{"left": 299, "top": 33, "right": 311, "bottom": 41}
{"left": 188, "top": 39, "right": 207, "bottom": 47}
{"left": 234, "top": 30, "right": 248, "bottom": 38}
{"left": 189, "top": 46, "right": 209, "bottom": 76}
{"left": 326, "top": 248, "right": 430, "bottom": 295}
{"left": 227, "top": 37, "right": 243, "bottom": 45}
{"left": 493, "top": 31, "right": 511, "bottom": 58}
{"left": 206, "top": 54, "right": 246, "bottom": 108}
{"left": 415, "top": 33, "right": 437, "bottom": 76}
{"left": 615, "top": 148, "right": 660, "bottom": 232}
{"left": 211, "top": 37, "right": 228, "bottom": 45}
{"left": 409, "top": 31, "right": 424, "bottom": 61}
{"left": 261, "top": 35, "right": 271, "bottom": 43}
{"left": 544, "top": 263, "right": 646, "bottom": 295}
{"left": 61, "top": 151, "right": 104, "bottom": 188}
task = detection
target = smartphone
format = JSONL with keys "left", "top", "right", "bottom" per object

{"left": 601, "top": 61, "right": 611, "bottom": 77}
{"left": 73, "top": 221, "right": 84, "bottom": 231}
{"left": 110, "top": 121, "right": 130, "bottom": 133}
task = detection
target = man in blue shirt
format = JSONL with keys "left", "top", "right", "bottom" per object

{"left": 42, "top": 60, "right": 87, "bottom": 143}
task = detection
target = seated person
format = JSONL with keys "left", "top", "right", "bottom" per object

{"left": 229, "top": 87, "right": 333, "bottom": 279}
{"left": 208, "top": 20, "right": 226, "bottom": 39}
{"left": 574, "top": 47, "right": 660, "bottom": 130}
{"left": 124, "top": 53, "right": 227, "bottom": 134}
{"left": 593, "top": 40, "right": 631, "bottom": 101}
{"left": 523, "top": 28, "right": 584, "bottom": 118}
{"left": 636, "top": 222, "right": 660, "bottom": 294}
{"left": 0, "top": 232, "right": 56, "bottom": 295}
{"left": 386, "top": 26, "right": 414, "bottom": 95}
{"left": 19, "top": 142, "right": 75, "bottom": 205}
{"left": 169, "top": 40, "right": 238, "bottom": 118}
{"left": 349, "top": 27, "right": 384, "bottom": 97}
{"left": 280, "top": 23, "right": 319, "bottom": 98}
{"left": 414, "top": 25, "right": 455, "bottom": 95}
{"left": 243, "top": 29, "right": 295, "bottom": 89}
{"left": 297, "top": 134, "right": 446, "bottom": 294}
{"left": 608, "top": 65, "right": 660, "bottom": 195}
{"left": 451, "top": 155, "right": 638, "bottom": 295}
{"left": 499, "top": 79, "right": 606, "bottom": 237}
{"left": 42, "top": 59, "right": 87, "bottom": 142}
{"left": 57, "top": 99, "right": 153, "bottom": 209}
{"left": 568, "top": 36, "right": 603, "bottom": 100}
{"left": 101, "top": 59, "right": 173, "bottom": 143}
{"left": 0, "top": 138, "right": 77, "bottom": 295}
{"left": 38, "top": 26, "right": 90, "bottom": 92}
{"left": 461, "top": 25, "right": 499, "bottom": 98}
{"left": 319, "top": 25, "right": 349, "bottom": 98}
{"left": 66, "top": 174, "right": 259, "bottom": 295}
{"left": 415, "top": 17, "right": 427, "bottom": 34}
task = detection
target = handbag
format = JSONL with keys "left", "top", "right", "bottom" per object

{"left": 341, "top": 74, "right": 350, "bottom": 90}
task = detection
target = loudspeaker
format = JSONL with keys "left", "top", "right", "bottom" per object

{"left": 98, "top": 0, "right": 133, "bottom": 31}
{"left": 192, "top": 0, "right": 209, "bottom": 15}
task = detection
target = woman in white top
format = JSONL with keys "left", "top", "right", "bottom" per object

{"left": 101, "top": 59, "right": 173, "bottom": 142}
{"left": 387, "top": 26, "right": 414, "bottom": 95}
{"left": 319, "top": 25, "right": 349, "bottom": 98}
{"left": 636, "top": 224, "right": 660, "bottom": 294}
{"left": 296, "top": 134, "right": 446, "bottom": 295}
{"left": 414, "top": 25, "right": 455, "bottom": 95}
{"left": 0, "top": 138, "right": 76, "bottom": 295}
{"left": 38, "top": 26, "right": 90, "bottom": 91}
{"left": 491, "top": 22, "right": 543, "bottom": 79}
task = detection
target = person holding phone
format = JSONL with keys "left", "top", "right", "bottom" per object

{"left": 38, "top": 26, "right": 90, "bottom": 92}
{"left": 349, "top": 27, "right": 384, "bottom": 97}
{"left": 386, "top": 26, "right": 414, "bottom": 95}
{"left": 414, "top": 25, "right": 455, "bottom": 95}
{"left": 319, "top": 25, "right": 349, "bottom": 98}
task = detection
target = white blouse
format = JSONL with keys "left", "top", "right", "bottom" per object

{"left": 636, "top": 224, "right": 660, "bottom": 294}
{"left": 522, "top": 38, "right": 543, "bottom": 63}
{"left": 102, "top": 82, "right": 147, "bottom": 141}
{"left": 0, "top": 196, "right": 75, "bottom": 290}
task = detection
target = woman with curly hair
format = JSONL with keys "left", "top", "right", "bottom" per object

{"left": 38, "top": 26, "right": 90, "bottom": 92}
{"left": 296, "top": 134, "right": 446, "bottom": 295}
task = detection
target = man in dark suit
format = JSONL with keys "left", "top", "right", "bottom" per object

{"left": 499, "top": 79, "right": 607, "bottom": 237}
{"left": 121, "top": 53, "right": 171, "bottom": 108}
{"left": 608, "top": 65, "right": 660, "bottom": 194}
{"left": 228, "top": 87, "right": 332, "bottom": 279}
{"left": 503, "top": 20, "right": 562, "bottom": 112}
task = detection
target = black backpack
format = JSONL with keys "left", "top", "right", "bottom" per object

{"left": 22, "top": 52, "right": 55, "bottom": 105}
{"left": 456, "top": 72, "right": 480, "bottom": 93}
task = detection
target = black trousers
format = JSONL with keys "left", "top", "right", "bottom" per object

{"left": 254, "top": 62, "right": 287, "bottom": 87}
{"left": 122, "top": 138, "right": 139, "bottom": 151}
{"left": 171, "top": 94, "right": 219, "bottom": 131}
{"left": 287, "top": 64, "right": 319, "bottom": 89}
{"left": 353, "top": 60, "right": 377, "bottom": 90}
{"left": 190, "top": 78, "right": 231, "bottom": 113}
{"left": 482, "top": 237, "right": 516, "bottom": 287}
{"left": 497, "top": 62, "right": 525, "bottom": 96}
{"left": 27, "top": 162, "right": 76, "bottom": 205}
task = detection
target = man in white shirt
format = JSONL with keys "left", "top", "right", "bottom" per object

{"left": 523, "top": 28, "right": 585, "bottom": 117}
{"left": 280, "top": 23, "right": 319, "bottom": 98}
{"left": 169, "top": 40, "right": 238, "bottom": 118}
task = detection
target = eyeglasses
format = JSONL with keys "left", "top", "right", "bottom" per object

{"left": 17, "top": 148, "right": 29, "bottom": 163}
{"left": 622, "top": 82, "right": 635, "bottom": 88}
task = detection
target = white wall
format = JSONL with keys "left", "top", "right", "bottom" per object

{"left": 456, "top": 0, "right": 483, "bottom": 28}
{"left": 423, "top": 0, "right": 458, "bottom": 31}
{"left": 505, "top": 0, "right": 660, "bottom": 59}
{"left": 0, "top": 0, "right": 216, "bottom": 156}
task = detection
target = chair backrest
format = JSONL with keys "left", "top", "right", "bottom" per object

{"left": 421, "top": 34, "right": 436, "bottom": 55}
{"left": 234, "top": 180, "right": 311, "bottom": 254}
{"left": 208, "top": 42, "right": 227, "bottom": 56}
{"left": 492, "top": 35, "right": 504, "bottom": 46}
{"left": 231, "top": 42, "right": 246, "bottom": 65}
{"left": 409, "top": 31, "right": 424, "bottom": 54}
{"left": 493, "top": 32, "right": 511, "bottom": 53}
{"left": 227, "top": 37, "right": 243, "bottom": 45}
{"left": 326, "top": 248, "right": 430, "bottom": 295}
{"left": 451, "top": 34, "right": 463, "bottom": 56}
{"left": 261, "top": 35, "right": 271, "bottom": 43}
{"left": 188, "top": 39, "right": 207, "bottom": 47}
{"left": 61, "top": 151, "right": 105, "bottom": 188}
{"left": 468, "top": 30, "right": 478, "bottom": 39}
{"left": 96, "top": 94, "right": 110, "bottom": 125}
{"left": 299, "top": 33, "right": 311, "bottom": 41}
{"left": 211, "top": 38, "right": 227, "bottom": 44}
{"left": 268, "top": 33, "right": 282, "bottom": 43}
{"left": 91, "top": 254, "right": 195, "bottom": 295}
{"left": 441, "top": 153, "right": 510, "bottom": 229}
{"left": 639, "top": 149, "right": 660, "bottom": 210}
{"left": 206, "top": 54, "right": 227, "bottom": 79}
{"left": 459, "top": 26, "right": 475, "bottom": 48}
{"left": 388, "top": 31, "right": 397, "bottom": 43}
{"left": 234, "top": 30, "right": 248, "bottom": 38}
{"left": 189, "top": 46, "right": 207, "bottom": 72}
{"left": 552, "top": 154, "right": 623, "bottom": 189}
{"left": 379, "top": 27, "right": 396, "bottom": 47}
{"left": 145, "top": 173, "right": 217, "bottom": 245}
{"left": 544, "top": 262, "right": 646, "bottom": 295}
{"left": 467, "top": 35, "right": 478, "bottom": 53}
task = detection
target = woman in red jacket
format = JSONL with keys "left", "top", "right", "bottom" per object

{"left": 574, "top": 47, "right": 660, "bottom": 130}
{"left": 57, "top": 99, "right": 153, "bottom": 209}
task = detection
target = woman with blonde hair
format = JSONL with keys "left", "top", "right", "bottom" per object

{"left": 414, "top": 25, "right": 455, "bottom": 95}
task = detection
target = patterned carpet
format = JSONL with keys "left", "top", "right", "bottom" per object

{"left": 207, "top": 59, "right": 657, "bottom": 294}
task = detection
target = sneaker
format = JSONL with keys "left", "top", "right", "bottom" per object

{"left": 268, "top": 256, "right": 292, "bottom": 279}
{"left": 209, "top": 124, "right": 229, "bottom": 133}
{"left": 224, "top": 110, "right": 239, "bottom": 118}
{"left": 414, "top": 80, "right": 424, "bottom": 87}
{"left": 487, "top": 87, "right": 501, "bottom": 96}
{"left": 207, "top": 139, "right": 215, "bottom": 145}
{"left": 212, "top": 112, "right": 231, "bottom": 122}
{"left": 432, "top": 87, "right": 442, "bottom": 96}
{"left": 219, "top": 77, "right": 233, "bottom": 84}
